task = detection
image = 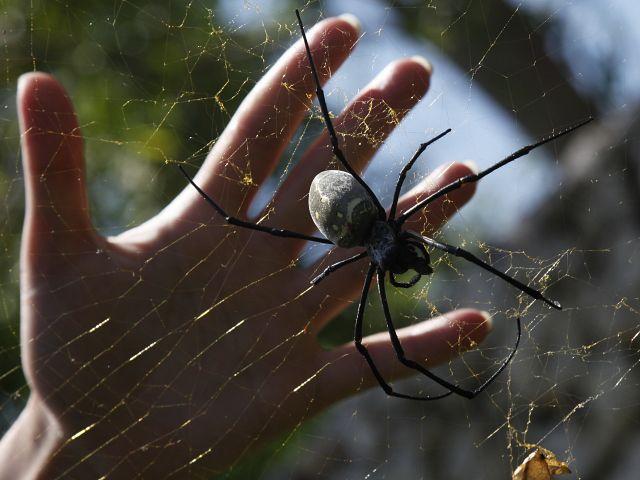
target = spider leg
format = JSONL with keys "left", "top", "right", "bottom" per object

{"left": 311, "top": 251, "right": 368, "bottom": 285}
{"left": 397, "top": 117, "right": 593, "bottom": 225}
{"left": 389, "top": 128, "right": 451, "bottom": 220}
{"left": 408, "top": 232, "right": 562, "bottom": 310}
{"left": 295, "top": 9, "right": 386, "bottom": 220}
{"left": 179, "top": 165, "right": 333, "bottom": 245}
{"left": 378, "top": 269, "right": 522, "bottom": 399}
{"left": 354, "top": 264, "right": 452, "bottom": 401}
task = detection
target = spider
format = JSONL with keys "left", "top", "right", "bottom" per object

{"left": 178, "top": 10, "right": 592, "bottom": 401}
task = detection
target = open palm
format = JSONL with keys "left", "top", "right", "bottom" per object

{"left": 6, "top": 14, "right": 488, "bottom": 478}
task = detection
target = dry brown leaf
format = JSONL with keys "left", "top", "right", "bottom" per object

{"left": 512, "top": 447, "right": 571, "bottom": 480}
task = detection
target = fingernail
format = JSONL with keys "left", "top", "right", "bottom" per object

{"left": 430, "top": 162, "right": 449, "bottom": 177}
{"left": 462, "top": 160, "right": 479, "bottom": 174}
{"left": 338, "top": 13, "right": 361, "bottom": 35}
{"left": 410, "top": 55, "right": 432, "bottom": 75}
{"left": 17, "top": 73, "right": 28, "bottom": 91}
{"left": 480, "top": 311, "right": 493, "bottom": 331}
{"left": 17, "top": 72, "right": 38, "bottom": 92}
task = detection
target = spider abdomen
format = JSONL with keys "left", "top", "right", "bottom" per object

{"left": 308, "top": 170, "right": 378, "bottom": 247}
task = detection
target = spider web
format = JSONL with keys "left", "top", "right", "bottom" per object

{"left": 0, "top": 0, "right": 639, "bottom": 478}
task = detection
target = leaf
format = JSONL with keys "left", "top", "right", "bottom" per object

{"left": 512, "top": 447, "right": 571, "bottom": 480}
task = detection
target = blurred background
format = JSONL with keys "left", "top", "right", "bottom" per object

{"left": 0, "top": 0, "right": 638, "bottom": 478}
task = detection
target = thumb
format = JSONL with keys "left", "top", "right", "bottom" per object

{"left": 18, "top": 72, "right": 93, "bottom": 254}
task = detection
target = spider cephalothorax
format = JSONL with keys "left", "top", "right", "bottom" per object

{"left": 178, "top": 10, "right": 592, "bottom": 401}
{"left": 366, "top": 222, "right": 432, "bottom": 276}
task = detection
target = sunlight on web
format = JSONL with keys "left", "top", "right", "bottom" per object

{"left": 0, "top": 0, "right": 638, "bottom": 479}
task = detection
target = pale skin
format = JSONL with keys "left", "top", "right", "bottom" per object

{"left": 0, "top": 14, "right": 489, "bottom": 479}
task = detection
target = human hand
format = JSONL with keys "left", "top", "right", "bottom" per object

{"left": 3, "top": 14, "right": 489, "bottom": 478}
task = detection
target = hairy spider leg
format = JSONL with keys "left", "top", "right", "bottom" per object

{"left": 179, "top": 165, "right": 333, "bottom": 245}
{"left": 378, "top": 269, "right": 522, "bottom": 399}
{"left": 311, "top": 250, "right": 368, "bottom": 285}
{"left": 397, "top": 117, "right": 594, "bottom": 225}
{"left": 295, "top": 9, "right": 386, "bottom": 220}
{"left": 354, "top": 264, "right": 453, "bottom": 401}
{"left": 389, "top": 128, "right": 452, "bottom": 220}
{"left": 408, "top": 232, "right": 561, "bottom": 309}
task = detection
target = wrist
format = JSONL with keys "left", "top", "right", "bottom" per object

{"left": 0, "top": 395, "right": 63, "bottom": 480}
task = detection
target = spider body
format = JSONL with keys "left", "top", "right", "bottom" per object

{"left": 309, "top": 171, "right": 432, "bottom": 281}
{"left": 365, "top": 222, "right": 431, "bottom": 277}
{"left": 178, "top": 10, "right": 593, "bottom": 401}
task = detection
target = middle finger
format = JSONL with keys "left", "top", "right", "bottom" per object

{"left": 262, "top": 56, "right": 433, "bottom": 257}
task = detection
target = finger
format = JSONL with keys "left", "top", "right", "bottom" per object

{"left": 401, "top": 160, "right": 479, "bottom": 233}
{"left": 184, "top": 15, "right": 361, "bottom": 218}
{"left": 314, "top": 309, "right": 492, "bottom": 404}
{"left": 301, "top": 161, "right": 477, "bottom": 325}
{"left": 265, "top": 57, "right": 433, "bottom": 248}
{"left": 18, "top": 72, "right": 93, "bottom": 252}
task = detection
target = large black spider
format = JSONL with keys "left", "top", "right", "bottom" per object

{"left": 178, "top": 10, "right": 592, "bottom": 401}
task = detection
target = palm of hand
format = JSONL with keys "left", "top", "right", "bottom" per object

{"left": 26, "top": 209, "right": 340, "bottom": 474}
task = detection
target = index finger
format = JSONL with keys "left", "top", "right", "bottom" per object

{"left": 181, "top": 14, "right": 361, "bottom": 218}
